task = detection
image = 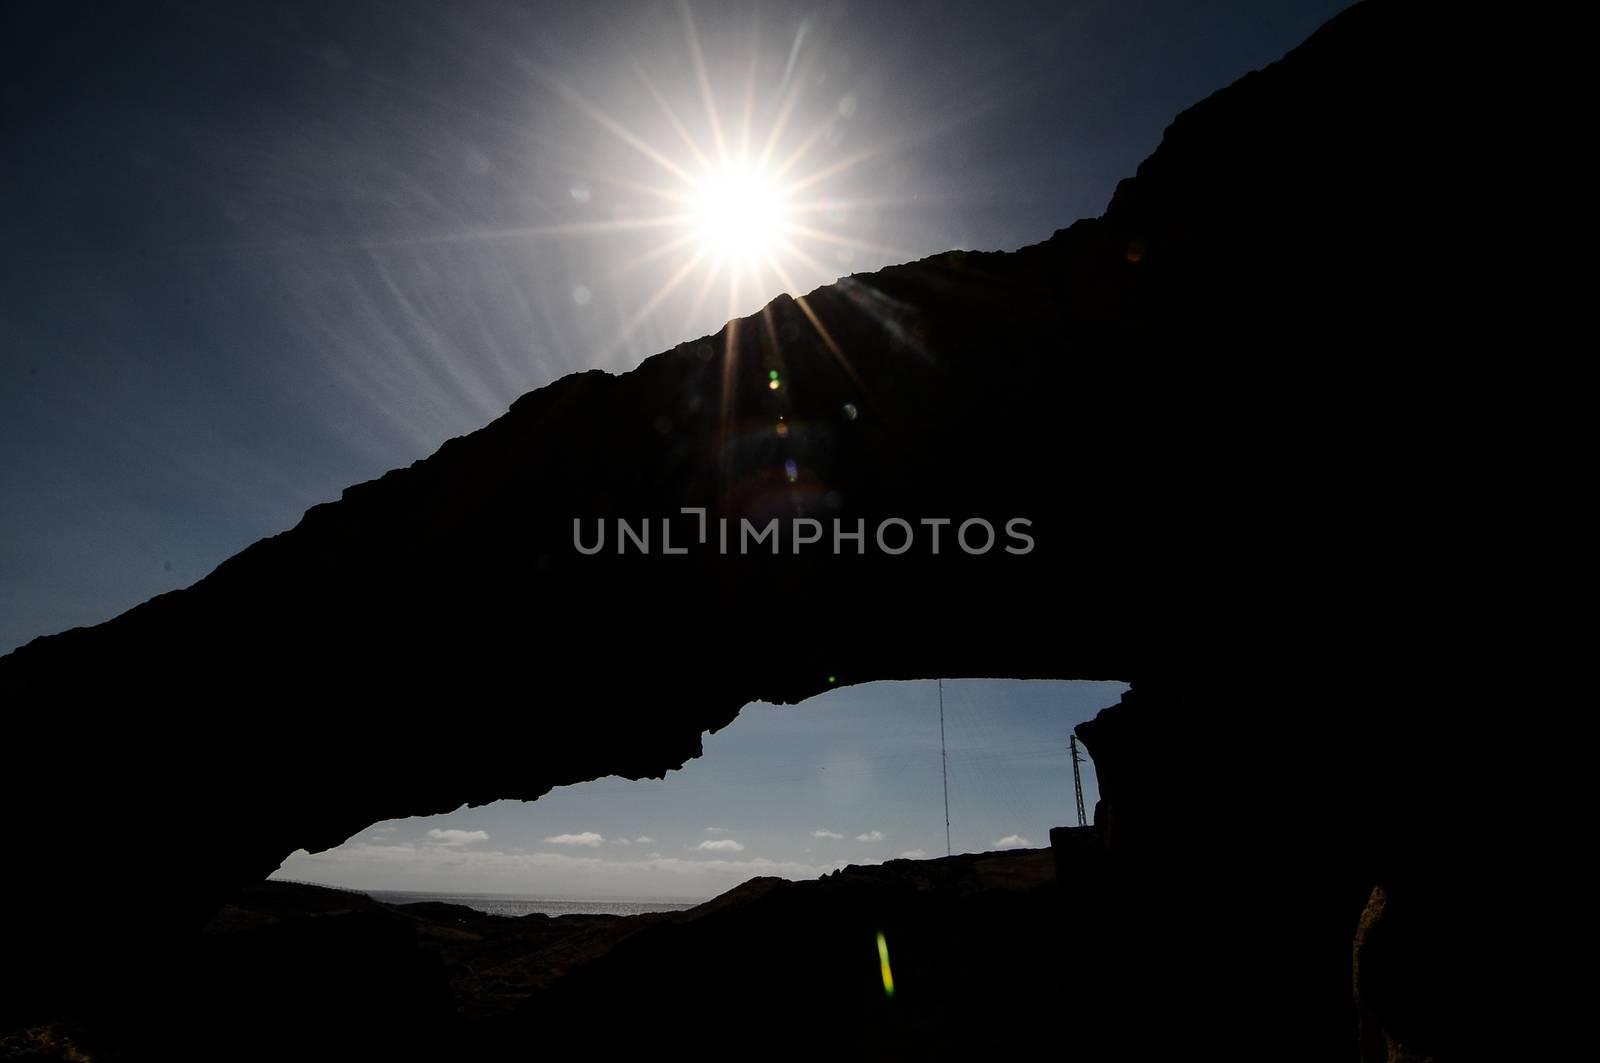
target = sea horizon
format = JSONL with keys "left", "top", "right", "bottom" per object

{"left": 360, "top": 887, "right": 704, "bottom": 919}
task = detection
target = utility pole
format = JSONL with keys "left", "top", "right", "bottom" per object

{"left": 1069, "top": 734, "right": 1087, "bottom": 828}
{"left": 939, "top": 679, "right": 951, "bottom": 856}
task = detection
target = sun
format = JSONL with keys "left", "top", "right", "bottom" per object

{"left": 529, "top": 4, "right": 912, "bottom": 362}
{"left": 691, "top": 162, "right": 789, "bottom": 265}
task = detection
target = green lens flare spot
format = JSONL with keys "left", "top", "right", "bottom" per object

{"left": 876, "top": 930, "right": 895, "bottom": 999}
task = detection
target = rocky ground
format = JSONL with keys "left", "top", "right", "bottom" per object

{"left": 1, "top": 844, "right": 1091, "bottom": 1060}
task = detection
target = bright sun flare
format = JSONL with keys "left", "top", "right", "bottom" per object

{"left": 691, "top": 163, "right": 788, "bottom": 264}
{"left": 540, "top": 3, "right": 911, "bottom": 361}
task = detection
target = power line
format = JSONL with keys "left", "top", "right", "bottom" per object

{"left": 939, "top": 678, "right": 951, "bottom": 856}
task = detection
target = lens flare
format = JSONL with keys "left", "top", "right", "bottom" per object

{"left": 876, "top": 930, "right": 895, "bottom": 998}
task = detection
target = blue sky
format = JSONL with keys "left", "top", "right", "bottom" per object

{"left": 1, "top": 0, "right": 1350, "bottom": 655}
{"left": 275, "top": 678, "right": 1127, "bottom": 898}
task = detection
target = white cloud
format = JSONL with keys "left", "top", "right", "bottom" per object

{"left": 704, "top": 826, "right": 730, "bottom": 834}
{"left": 695, "top": 839, "right": 745, "bottom": 852}
{"left": 611, "top": 837, "right": 632, "bottom": 845}
{"left": 426, "top": 829, "right": 488, "bottom": 846}
{"left": 544, "top": 832, "right": 605, "bottom": 847}
{"left": 810, "top": 829, "right": 844, "bottom": 840}
{"left": 855, "top": 830, "right": 884, "bottom": 843}
{"left": 274, "top": 843, "right": 852, "bottom": 899}
{"left": 634, "top": 836, "right": 655, "bottom": 845}
{"left": 993, "top": 835, "right": 1032, "bottom": 849}
{"left": 899, "top": 849, "right": 928, "bottom": 860}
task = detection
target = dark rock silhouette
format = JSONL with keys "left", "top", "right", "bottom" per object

{"left": 498, "top": 847, "right": 1080, "bottom": 1056}
{"left": 18, "top": 856, "right": 1074, "bottom": 1060}
{"left": 1, "top": 2, "right": 1511, "bottom": 1057}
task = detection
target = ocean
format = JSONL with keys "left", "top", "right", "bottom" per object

{"left": 363, "top": 890, "right": 701, "bottom": 918}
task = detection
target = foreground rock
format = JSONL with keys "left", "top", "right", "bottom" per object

{"left": 0, "top": 854, "right": 1079, "bottom": 1060}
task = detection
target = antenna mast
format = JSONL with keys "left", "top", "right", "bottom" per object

{"left": 1069, "top": 734, "right": 1087, "bottom": 827}
{"left": 939, "top": 679, "right": 951, "bottom": 856}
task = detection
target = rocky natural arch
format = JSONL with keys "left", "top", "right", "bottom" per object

{"left": 2, "top": 5, "right": 1498, "bottom": 1058}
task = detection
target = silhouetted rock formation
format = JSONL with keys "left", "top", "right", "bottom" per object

{"left": 2, "top": 1, "right": 1509, "bottom": 1057}
{"left": 498, "top": 847, "right": 1077, "bottom": 1057}
{"left": 13, "top": 856, "right": 1075, "bottom": 1060}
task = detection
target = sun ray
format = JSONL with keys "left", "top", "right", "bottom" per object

{"left": 759, "top": 302, "right": 788, "bottom": 411}
{"left": 743, "top": 258, "right": 772, "bottom": 311}
{"left": 678, "top": 0, "right": 728, "bottom": 162}
{"left": 796, "top": 295, "right": 869, "bottom": 397}
{"left": 772, "top": 238, "right": 843, "bottom": 282}
{"left": 718, "top": 315, "right": 743, "bottom": 505}
{"left": 761, "top": 14, "right": 816, "bottom": 167}
{"left": 763, "top": 253, "right": 869, "bottom": 397}
{"left": 832, "top": 274, "right": 934, "bottom": 362}
{"left": 683, "top": 256, "right": 725, "bottom": 335}
{"left": 630, "top": 56, "right": 713, "bottom": 174}
{"left": 608, "top": 230, "right": 701, "bottom": 279}
{"left": 739, "top": 39, "right": 758, "bottom": 159}
{"left": 780, "top": 147, "right": 879, "bottom": 197}
{"left": 775, "top": 17, "right": 809, "bottom": 100}
{"left": 779, "top": 222, "right": 910, "bottom": 261}
{"left": 594, "top": 174, "right": 698, "bottom": 209}
{"left": 526, "top": 215, "right": 694, "bottom": 237}
{"left": 725, "top": 262, "right": 745, "bottom": 323}
{"left": 758, "top": 80, "right": 806, "bottom": 170}
{"left": 759, "top": 300, "right": 782, "bottom": 351}
{"left": 540, "top": 72, "right": 701, "bottom": 187}
{"left": 226, "top": 214, "right": 698, "bottom": 261}
{"left": 768, "top": 118, "right": 835, "bottom": 183}
{"left": 784, "top": 195, "right": 910, "bottom": 215}
{"left": 600, "top": 250, "right": 706, "bottom": 363}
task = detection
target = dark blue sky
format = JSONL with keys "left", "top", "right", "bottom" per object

{"left": 1, "top": 0, "right": 1350, "bottom": 654}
